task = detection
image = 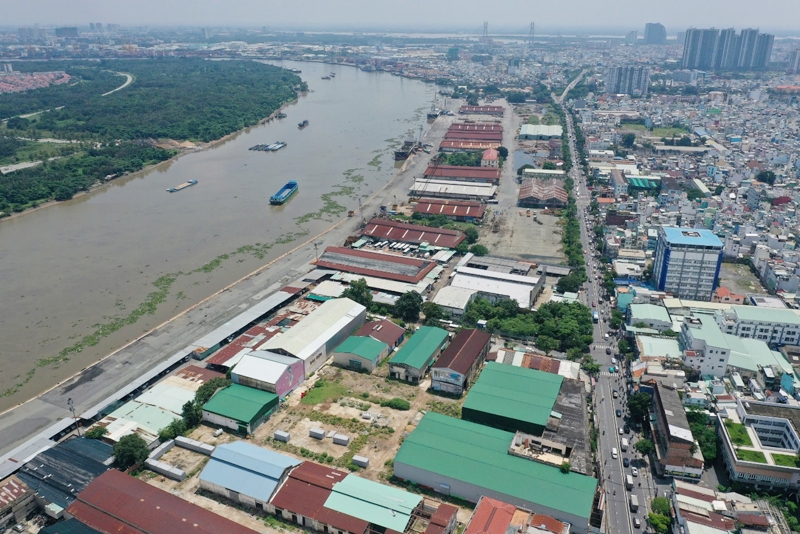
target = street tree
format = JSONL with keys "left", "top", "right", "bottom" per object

{"left": 395, "top": 291, "right": 423, "bottom": 322}
{"left": 113, "top": 434, "right": 149, "bottom": 469}
{"left": 634, "top": 438, "right": 655, "bottom": 456}
{"left": 535, "top": 335, "right": 559, "bottom": 355}
{"left": 464, "top": 226, "right": 479, "bottom": 244}
{"left": 628, "top": 392, "right": 652, "bottom": 423}
{"left": 497, "top": 146, "right": 509, "bottom": 159}
{"left": 542, "top": 161, "right": 558, "bottom": 170}
{"left": 469, "top": 244, "right": 489, "bottom": 256}
{"left": 651, "top": 497, "right": 671, "bottom": 516}
{"left": 342, "top": 278, "right": 373, "bottom": 309}
{"left": 648, "top": 513, "right": 670, "bottom": 534}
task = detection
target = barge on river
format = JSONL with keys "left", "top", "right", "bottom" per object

{"left": 270, "top": 180, "right": 298, "bottom": 205}
{"left": 298, "top": 120, "right": 309, "bottom": 129}
{"left": 167, "top": 180, "right": 198, "bottom": 193}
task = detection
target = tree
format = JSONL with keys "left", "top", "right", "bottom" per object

{"left": 85, "top": 426, "right": 108, "bottom": 440}
{"left": 635, "top": 438, "right": 655, "bottom": 456}
{"left": 517, "top": 164, "right": 535, "bottom": 176}
{"left": 621, "top": 133, "right": 636, "bottom": 148}
{"left": 560, "top": 461, "right": 571, "bottom": 473}
{"left": 158, "top": 419, "right": 187, "bottom": 442}
{"left": 464, "top": 226, "right": 479, "bottom": 244}
{"left": 421, "top": 302, "right": 446, "bottom": 326}
{"left": 455, "top": 242, "right": 469, "bottom": 255}
{"left": 113, "top": 434, "right": 149, "bottom": 469}
{"left": 497, "top": 146, "right": 509, "bottom": 159}
{"left": 651, "top": 497, "right": 671, "bottom": 516}
{"left": 618, "top": 338, "right": 631, "bottom": 355}
{"left": 628, "top": 392, "right": 652, "bottom": 423}
{"left": 609, "top": 309, "right": 624, "bottom": 329}
{"left": 556, "top": 272, "right": 583, "bottom": 294}
{"left": 757, "top": 170, "right": 776, "bottom": 185}
{"left": 648, "top": 513, "right": 670, "bottom": 534}
{"left": 342, "top": 278, "right": 373, "bottom": 309}
{"left": 536, "top": 335, "right": 559, "bottom": 355}
{"left": 394, "top": 291, "right": 423, "bottom": 322}
{"left": 194, "top": 377, "right": 231, "bottom": 407}
{"left": 542, "top": 161, "right": 558, "bottom": 170}
{"left": 182, "top": 400, "right": 202, "bottom": 428}
{"left": 469, "top": 244, "right": 489, "bottom": 256}
{"left": 581, "top": 355, "right": 600, "bottom": 375}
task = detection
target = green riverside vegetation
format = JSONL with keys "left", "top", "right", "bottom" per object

{"left": 0, "top": 59, "right": 304, "bottom": 214}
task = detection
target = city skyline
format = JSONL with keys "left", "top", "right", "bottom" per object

{"left": 4, "top": 0, "right": 800, "bottom": 33}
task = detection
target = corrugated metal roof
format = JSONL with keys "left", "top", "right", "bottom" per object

{"left": 199, "top": 442, "right": 300, "bottom": 503}
{"left": 389, "top": 327, "right": 449, "bottom": 369}
{"left": 414, "top": 197, "right": 487, "bottom": 218}
{"left": 356, "top": 320, "right": 405, "bottom": 346}
{"left": 135, "top": 383, "right": 195, "bottom": 417}
{"left": 231, "top": 352, "right": 292, "bottom": 385}
{"left": 68, "top": 470, "right": 259, "bottom": 534}
{"left": 360, "top": 219, "right": 466, "bottom": 249}
{"left": 324, "top": 475, "right": 421, "bottom": 532}
{"left": 464, "top": 496, "right": 518, "bottom": 534}
{"left": 332, "top": 336, "right": 387, "bottom": 362}
{"left": 262, "top": 298, "right": 366, "bottom": 361}
{"left": 424, "top": 166, "right": 500, "bottom": 181}
{"left": 201, "top": 384, "right": 278, "bottom": 423}
{"left": 433, "top": 329, "right": 491, "bottom": 375}
{"left": 394, "top": 413, "right": 598, "bottom": 521}
{"left": 39, "top": 518, "right": 103, "bottom": 534}
{"left": 462, "top": 362, "right": 563, "bottom": 429}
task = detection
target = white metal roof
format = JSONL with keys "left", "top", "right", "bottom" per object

{"left": 232, "top": 352, "right": 292, "bottom": 384}
{"left": 262, "top": 298, "right": 365, "bottom": 361}
{"left": 455, "top": 266, "right": 540, "bottom": 286}
{"left": 432, "top": 286, "right": 476, "bottom": 310}
{"left": 451, "top": 274, "right": 533, "bottom": 308}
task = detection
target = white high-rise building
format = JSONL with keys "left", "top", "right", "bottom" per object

{"left": 652, "top": 227, "right": 723, "bottom": 301}
{"left": 604, "top": 66, "right": 650, "bottom": 96}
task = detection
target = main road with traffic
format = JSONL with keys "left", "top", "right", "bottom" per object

{"left": 557, "top": 82, "right": 658, "bottom": 533}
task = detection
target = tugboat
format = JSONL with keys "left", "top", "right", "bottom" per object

{"left": 298, "top": 120, "right": 309, "bottom": 129}
{"left": 270, "top": 180, "right": 299, "bottom": 205}
{"left": 276, "top": 112, "right": 287, "bottom": 119}
{"left": 321, "top": 75, "right": 331, "bottom": 80}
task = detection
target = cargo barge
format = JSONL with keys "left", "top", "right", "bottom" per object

{"left": 270, "top": 180, "right": 298, "bottom": 205}
{"left": 298, "top": 120, "right": 309, "bottom": 129}
{"left": 167, "top": 180, "right": 198, "bottom": 193}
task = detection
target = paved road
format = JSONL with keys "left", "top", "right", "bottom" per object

{"left": 0, "top": 103, "right": 459, "bottom": 461}
{"left": 560, "top": 100, "right": 657, "bottom": 533}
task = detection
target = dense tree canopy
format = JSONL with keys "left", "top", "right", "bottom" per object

{"left": 394, "top": 291, "right": 423, "bottom": 322}
{"left": 113, "top": 434, "right": 149, "bottom": 469}
{"left": 342, "top": 278, "right": 373, "bottom": 309}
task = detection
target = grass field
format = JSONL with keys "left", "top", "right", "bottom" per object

{"left": 619, "top": 124, "right": 688, "bottom": 138}
{"left": 736, "top": 449, "right": 767, "bottom": 463}
{"left": 300, "top": 379, "right": 349, "bottom": 405}
{"left": 725, "top": 421, "right": 753, "bottom": 446}
{"left": 772, "top": 453, "right": 800, "bottom": 468}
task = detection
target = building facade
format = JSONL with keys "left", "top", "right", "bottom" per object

{"left": 604, "top": 66, "right": 650, "bottom": 96}
{"left": 644, "top": 23, "right": 667, "bottom": 45}
{"left": 653, "top": 227, "right": 723, "bottom": 301}
{"left": 431, "top": 329, "right": 491, "bottom": 395}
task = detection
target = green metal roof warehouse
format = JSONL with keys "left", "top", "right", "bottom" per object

{"left": 202, "top": 384, "right": 279, "bottom": 434}
{"left": 388, "top": 326, "right": 449, "bottom": 382}
{"left": 461, "top": 362, "right": 563, "bottom": 435}
{"left": 394, "top": 412, "right": 597, "bottom": 534}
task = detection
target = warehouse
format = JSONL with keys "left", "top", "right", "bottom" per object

{"left": 389, "top": 326, "right": 450, "bottom": 383}
{"left": 444, "top": 130, "right": 504, "bottom": 142}
{"left": 356, "top": 319, "right": 405, "bottom": 348}
{"left": 432, "top": 286, "right": 477, "bottom": 317}
{"left": 430, "top": 329, "right": 491, "bottom": 396}
{"left": 231, "top": 351, "right": 305, "bottom": 398}
{"left": 16, "top": 438, "right": 112, "bottom": 520}
{"left": 423, "top": 165, "right": 500, "bottom": 184}
{"left": 324, "top": 474, "right": 422, "bottom": 533}
{"left": 67, "top": 470, "right": 259, "bottom": 534}
{"left": 93, "top": 400, "right": 177, "bottom": 446}
{"left": 410, "top": 179, "right": 497, "bottom": 201}
{"left": 449, "top": 267, "right": 544, "bottom": 309}
{"left": 517, "top": 179, "right": 568, "bottom": 209}
{"left": 519, "top": 124, "right": 563, "bottom": 140}
{"left": 316, "top": 247, "right": 437, "bottom": 284}
{"left": 393, "top": 413, "right": 598, "bottom": 534}
{"left": 439, "top": 141, "right": 500, "bottom": 152}
{"left": 331, "top": 336, "right": 389, "bottom": 373}
{"left": 520, "top": 168, "right": 567, "bottom": 180}
{"left": 459, "top": 105, "right": 504, "bottom": 116}
{"left": 199, "top": 442, "right": 300, "bottom": 509}
{"left": 461, "top": 362, "right": 563, "bottom": 435}
{"left": 413, "top": 198, "right": 487, "bottom": 222}
{"left": 360, "top": 219, "right": 466, "bottom": 249}
{"left": 202, "top": 384, "right": 279, "bottom": 435}
{"left": 262, "top": 298, "right": 367, "bottom": 376}
{"left": 457, "top": 254, "right": 533, "bottom": 276}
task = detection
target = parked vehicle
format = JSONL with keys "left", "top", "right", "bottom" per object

{"left": 612, "top": 448, "right": 618, "bottom": 459}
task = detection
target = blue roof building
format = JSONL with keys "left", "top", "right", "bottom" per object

{"left": 199, "top": 441, "right": 301, "bottom": 508}
{"left": 653, "top": 227, "right": 723, "bottom": 301}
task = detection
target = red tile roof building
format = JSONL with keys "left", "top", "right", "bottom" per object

{"left": 413, "top": 198, "right": 487, "bottom": 221}
{"left": 517, "top": 179, "right": 569, "bottom": 209}
{"left": 481, "top": 149, "right": 499, "bottom": 168}
{"left": 464, "top": 497, "right": 568, "bottom": 534}
{"left": 67, "top": 470, "right": 260, "bottom": 534}
{"left": 439, "top": 141, "right": 500, "bottom": 152}
{"left": 444, "top": 130, "right": 504, "bottom": 142}
{"left": 360, "top": 219, "right": 466, "bottom": 249}
{"left": 356, "top": 320, "right": 406, "bottom": 347}
{"left": 431, "top": 329, "right": 491, "bottom": 396}
{"left": 423, "top": 165, "right": 500, "bottom": 183}
{"left": 448, "top": 123, "right": 503, "bottom": 131}
{"left": 315, "top": 246, "right": 438, "bottom": 283}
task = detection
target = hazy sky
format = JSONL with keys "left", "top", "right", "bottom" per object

{"left": 5, "top": 0, "right": 799, "bottom": 34}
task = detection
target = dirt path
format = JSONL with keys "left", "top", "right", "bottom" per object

{"left": 102, "top": 72, "right": 134, "bottom": 96}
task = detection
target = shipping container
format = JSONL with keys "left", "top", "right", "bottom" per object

{"left": 309, "top": 427, "right": 326, "bottom": 440}
{"left": 274, "top": 430, "right": 291, "bottom": 442}
{"left": 333, "top": 433, "right": 351, "bottom": 446}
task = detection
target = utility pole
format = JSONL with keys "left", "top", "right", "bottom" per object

{"left": 67, "top": 397, "right": 81, "bottom": 437}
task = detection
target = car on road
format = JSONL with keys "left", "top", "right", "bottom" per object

{"left": 592, "top": 301, "right": 596, "bottom": 307}
{"left": 633, "top": 518, "right": 641, "bottom": 529}
{"left": 616, "top": 409, "right": 622, "bottom": 417}
{"left": 619, "top": 427, "right": 624, "bottom": 435}
{"left": 623, "top": 457, "right": 630, "bottom": 467}
{"left": 624, "top": 425, "right": 630, "bottom": 434}
{"left": 606, "top": 347, "right": 612, "bottom": 355}
{"left": 612, "top": 389, "right": 618, "bottom": 398}
{"left": 609, "top": 366, "right": 615, "bottom": 373}
{"left": 632, "top": 467, "right": 638, "bottom": 477}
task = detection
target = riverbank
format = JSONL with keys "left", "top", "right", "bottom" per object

{"left": 0, "top": 94, "right": 302, "bottom": 224}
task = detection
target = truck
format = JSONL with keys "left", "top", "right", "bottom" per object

{"left": 626, "top": 475, "right": 634, "bottom": 490}
{"left": 621, "top": 438, "right": 629, "bottom": 451}
{"left": 592, "top": 311, "right": 599, "bottom": 323}
{"left": 630, "top": 495, "right": 639, "bottom": 512}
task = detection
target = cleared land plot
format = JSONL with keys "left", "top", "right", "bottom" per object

{"left": 479, "top": 209, "right": 564, "bottom": 264}
{"left": 618, "top": 124, "right": 688, "bottom": 138}
{"left": 719, "top": 263, "right": 767, "bottom": 295}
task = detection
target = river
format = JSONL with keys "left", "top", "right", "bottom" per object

{"left": 0, "top": 60, "right": 433, "bottom": 411}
